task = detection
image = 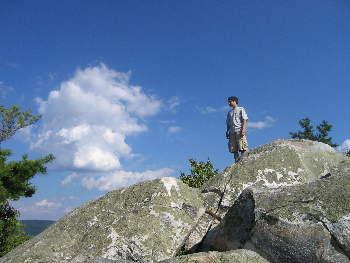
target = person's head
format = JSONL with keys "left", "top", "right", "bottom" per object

{"left": 228, "top": 96, "right": 238, "bottom": 108}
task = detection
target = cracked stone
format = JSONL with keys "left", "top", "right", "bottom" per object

{"left": 210, "top": 173, "right": 350, "bottom": 263}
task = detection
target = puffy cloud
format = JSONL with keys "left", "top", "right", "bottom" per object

{"left": 12, "top": 199, "right": 69, "bottom": 220}
{"left": 30, "top": 64, "right": 162, "bottom": 172}
{"left": 81, "top": 168, "right": 174, "bottom": 191}
{"left": 35, "top": 199, "right": 61, "bottom": 208}
{"left": 248, "top": 116, "right": 276, "bottom": 130}
{"left": 26, "top": 64, "right": 176, "bottom": 191}
{"left": 167, "top": 126, "right": 182, "bottom": 135}
{"left": 61, "top": 172, "right": 79, "bottom": 185}
{"left": 198, "top": 106, "right": 275, "bottom": 131}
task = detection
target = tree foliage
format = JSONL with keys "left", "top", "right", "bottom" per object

{"left": 179, "top": 159, "right": 219, "bottom": 188}
{"left": 289, "top": 118, "right": 338, "bottom": 147}
{"left": 0, "top": 201, "right": 31, "bottom": 257}
{"left": 347, "top": 150, "right": 350, "bottom": 157}
{"left": 0, "top": 105, "right": 54, "bottom": 256}
{"left": 0, "top": 149, "right": 54, "bottom": 202}
{"left": 0, "top": 105, "right": 40, "bottom": 144}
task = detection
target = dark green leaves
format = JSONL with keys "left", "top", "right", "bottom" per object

{"left": 0, "top": 201, "right": 31, "bottom": 257}
{"left": 289, "top": 118, "right": 338, "bottom": 148}
{"left": 0, "top": 150, "right": 55, "bottom": 202}
{"left": 180, "top": 158, "right": 219, "bottom": 188}
{"left": 0, "top": 104, "right": 54, "bottom": 256}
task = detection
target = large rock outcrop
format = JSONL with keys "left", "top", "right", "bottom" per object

{"left": 161, "top": 249, "right": 270, "bottom": 263}
{"left": 1, "top": 139, "right": 349, "bottom": 263}
{"left": 210, "top": 173, "right": 350, "bottom": 262}
{"left": 0, "top": 178, "right": 205, "bottom": 263}
{"left": 186, "top": 140, "right": 347, "bottom": 251}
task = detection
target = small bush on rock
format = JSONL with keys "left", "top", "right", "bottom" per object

{"left": 180, "top": 159, "right": 219, "bottom": 188}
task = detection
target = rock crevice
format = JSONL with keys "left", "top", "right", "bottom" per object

{"left": 1, "top": 139, "right": 349, "bottom": 263}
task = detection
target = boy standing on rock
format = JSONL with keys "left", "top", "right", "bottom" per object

{"left": 226, "top": 96, "right": 249, "bottom": 162}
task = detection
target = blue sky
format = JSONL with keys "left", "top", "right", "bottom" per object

{"left": 1, "top": 0, "right": 350, "bottom": 220}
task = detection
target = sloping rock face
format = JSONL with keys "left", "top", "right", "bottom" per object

{"left": 204, "top": 139, "right": 345, "bottom": 211}
{"left": 211, "top": 173, "right": 350, "bottom": 263}
{"left": 0, "top": 178, "right": 205, "bottom": 263}
{"left": 1, "top": 139, "right": 348, "bottom": 263}
{"left": 161, "top": 249, "right": 270, "bottom": 263}
{"left": 187, "top": 140, "right": 347, "bottom": 251}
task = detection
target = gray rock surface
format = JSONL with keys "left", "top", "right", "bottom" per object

{"left": 187, "top": 139, "right": 347, "bottom": 251}
{"left": 161, "top": 249, "right": 270, "bottom": 263}
{"left": 1, "top": 139, "right": 348, "bottom": 263}
{"left": 211, "top": 173, "right": 350, "bottom": 263}
{"left": 0, "top": 178, "right": 205, "bottom": 263}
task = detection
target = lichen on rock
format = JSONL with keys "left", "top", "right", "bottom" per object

{"left": 0, "top": 178, "right": 205, "bottom": 263}
{"left": 211, "top": 173, "right": 350, "bottom": 262}
{"left": 187, "top": 139, "right": 347, "bottom": 252}
{"left": 1, "top": 139, "right": 349, "bottom": 263}
{"left": 160, "top": 249, "right": 270, "bottom": 263}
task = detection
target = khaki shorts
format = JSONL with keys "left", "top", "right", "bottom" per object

{"left": 228, "top": 132, "right": 248, "bottom": 153}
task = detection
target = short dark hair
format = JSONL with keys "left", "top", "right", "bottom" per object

{"left": 228, "top": 96, "right": 238, "bottom": 104}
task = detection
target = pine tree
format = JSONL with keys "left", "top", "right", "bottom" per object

{"left": 0, "top": 105, "right": 54, "bottom": 256}
{"left": 0, "top": 105, "right": 40, "bottom": 144}
{"left": 289, "top": 118, "right": 338, "bottom": 147}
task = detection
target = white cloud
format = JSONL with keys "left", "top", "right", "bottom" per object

{"left": 30, "top": 64, "right": 162, "bottom": 172}
{"left": 198, "top": 106, "right": 275, "bottom": 131}
{"left": 167, "top": 126, "right": 182, "bottom": 135}
{"left": 81, "top": 168, "right": 174, "bottom": 191}
{"left": 61, "top": 172, "right": 79, "bottom": 185}
{"left": 35, "top": 199, "right": 61, "bottom": 208}
{"left": 26, "top": 64, "right": 175, "bottom": 192}
{"left": 197, "top": 105, "right": 229, "bottom": 114}
{"left": 248, "top": 116, "right": 276, "bottom": 130}
{"left": 338, "top": 139, "right": 350, "bottom": 154}
{"left": 12, "top": 199, "right": 69, "bottom": 220}
{"left": 167, "top": 96, "right": 181, "bottom": 112}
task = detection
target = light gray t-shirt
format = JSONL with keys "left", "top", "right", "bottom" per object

{"left": 226, "top": 106, "right": 248, "bottom": 133}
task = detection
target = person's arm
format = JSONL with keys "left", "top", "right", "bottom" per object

{"left": 242, "top": 119, "right": 247, "bottom": 136}
{"left": 226, "top": 112, "right": 230, "bottom": 138}
{"left": 241, "top": 108, "right": 248, "bottom": 136}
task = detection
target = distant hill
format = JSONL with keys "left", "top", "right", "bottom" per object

{"left": 20, "top": 220, "right": 55, "bottom": 236}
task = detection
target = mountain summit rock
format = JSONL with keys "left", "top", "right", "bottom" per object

{"left": 1, "top": 139, "right": 349, "bottom": 263}
{"left": 1, "top": 178, "right": 205, "bottom": 263}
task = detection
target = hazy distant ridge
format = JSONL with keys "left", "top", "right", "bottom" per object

{"left": 20, "top": 220, "right": 55, "bottom": 236}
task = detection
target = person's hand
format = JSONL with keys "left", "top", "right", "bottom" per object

{"left": 241, "top": 129, "right": 246, "bottom": 136}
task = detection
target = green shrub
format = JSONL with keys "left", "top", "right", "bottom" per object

{"left": 180, "top": 158, "right": 219, "bottom": 188}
